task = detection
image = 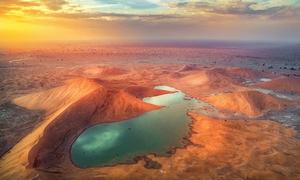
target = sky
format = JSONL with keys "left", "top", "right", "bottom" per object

{"left": 0, "top": 0, "right": 300, "bottom": 47}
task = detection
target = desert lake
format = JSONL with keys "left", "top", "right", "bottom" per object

{"left": 71, "top": 86, "right": 199, "bottom": 168}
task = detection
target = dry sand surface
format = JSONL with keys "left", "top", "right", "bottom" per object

{"left": 203, "top": 90, "right": 290, "bottom": 116}
{"left": 257, "top": 77, "right": 300, "bottom": 93}
{"left": 1, "top": 62, "right": 300, "bottom": 180}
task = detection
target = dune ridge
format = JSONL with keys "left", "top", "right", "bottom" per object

{"left": 82, "top": 66, "right": 128, "bottom": 76}
{"left": 171, "top": 68, "right": 246, "bottom": 98}
{"left": 204, "top": 90, "right": 289, "bottom": 116}
{"left": 13, "top": 78, "right": 102, "bottom": 113}
{"left": 91, "top": 90, "right": 161, "bottom": 123}
{"left": 125, "top": 86, "right": 171, "bottom": 98}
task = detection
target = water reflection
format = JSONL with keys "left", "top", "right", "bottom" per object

{"left": 71, "top": 86, "right": 199, "bottom": 168}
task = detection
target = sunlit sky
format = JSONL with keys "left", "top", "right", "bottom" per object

{"left": 1, "top": 0, "right": 300, "bottom": 46}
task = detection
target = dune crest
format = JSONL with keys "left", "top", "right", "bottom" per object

{"left": 125, "top": 86, "right": 170, "bottom": 98}
{"left": 82, "top": 66, "right": 128, "bottom": 76}
{"left": 173, "top": 68, "right": 246, "bottom": 98}
{"left": 93, "top": 90, "right": 160, "bottom": 122}
{"left": 204, "top": 90, "right": 289, "bottom": 116}
{"left": 13, "top": 78, "right": 103, "bottom": 113}
{"left": 177, "top": 64, "right": 198, "bottom": 72}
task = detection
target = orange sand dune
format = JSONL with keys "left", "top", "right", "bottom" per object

{"left": 13, "top": 78, "right": 103, "bottom": 114}
{"left": 91, "top": 90, "right": 161, "bottom": 122}
{"left": 0, "top": 78, "right": 106, "bottom": 178}
{"left": 0, "top": 78, "right": 170, "bottom": 179}
{"left": 177, "top": 67, "right": 271, "bottom": 88}
{"left": 172, "top": 68, "right": 246, "bottom": 98}
{"left": 204, "top": 90, "right": 289, "bottom": 116}
{"left": 177, "top": 64, "right": 198, "bottom": 72}
{"left": 257, "top": 77, "right": 300, "bottom": 93}
{"left": 125, "top": 86, "right": 170, "bottom": 98}
{"left": 180, "top": 69, "right": 239, "bottom": 88}
{"left": 28, "top": 89, "right": 107, "bottom": 169}
{"left": 27, "top": 86, "right": 163, "bottom": 170}
{"left": 81, "top": 66, "right": 128, "bottom": 76}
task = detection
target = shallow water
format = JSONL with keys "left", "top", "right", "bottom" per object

{"left": 71, "top": 86, "right": 201, "bottom": 168}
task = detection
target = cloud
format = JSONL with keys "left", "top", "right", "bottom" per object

{"left": 171, "top": 0, "right": 299, "bottom": 18}
{"left": 95, "top": 0, "right": 159, "bottom": 9}
{"left": 42, "top": 0, "right": 68, "bottom": 11}
{"left": 51, "top": 11, "right": 183, "bottom": 22}
{"left": 269, "top": 6, "right": 300, "bottom": 19}
{"left": 0, "top": 0, "right": 40, "bottom": 7}
{"left": 0, "top": 0, "right": 41, "bottom": 16}
{"left": 0, "top": 0, "right": 67, "bottom": 15}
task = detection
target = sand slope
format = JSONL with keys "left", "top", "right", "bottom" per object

{"left": 82, "top": 66, "right": 128, "bottom": 76}
{"left": 177, "top": 64, "right": 198, "bottom": 72}
{"left": 175, "top": 67, "right": 271, "bottom": 93}
{"left": 257, "top": 77, "right": 300, "bottom": 93}
{"left": 0, "top": 78, "right": 106, "bottom": 179}
{"left": 221, "top": 67, "right": 270, "bottom": 81}
{"left": 181, "top": 69, "right": 238, "bottom": 88}
{"left": 13, "top": 78, "right": 103, "bottom": 113}
{"left": 92, "top": 90, "right": 160, "bottom": 122}
{"left": 0, "top": 78, "right": 169, "bottom": 179}
{"left": 172, "top": 68, "right": 246, "bottom": 98}
{"left": 28, "top": 89, "right": 106, "bottom": 169}
{"left": 125, "top": 86, "right": 170, "bottom": 98}
{"left": 204, "top": 90, "right": 289, "bottom": 116}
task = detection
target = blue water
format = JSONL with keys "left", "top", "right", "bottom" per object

{"left": 71, "top": 86, "right": 201, "bottom": 168}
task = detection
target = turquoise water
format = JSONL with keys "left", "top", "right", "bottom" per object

{"left": 71, "top": 86, "right": 201, "bottom": 168}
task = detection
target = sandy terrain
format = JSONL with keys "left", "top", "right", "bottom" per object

{"left": 4, "top": 113, "right": 299, "bottom": 180}
{"left": 203, "top": 90, "right": 290, "bottom": 116}
{"left": 0, "top": 47, "right": 300, "bottom": 179}
{"left": 257, "top": 77, "right": 300, "bottom": 93}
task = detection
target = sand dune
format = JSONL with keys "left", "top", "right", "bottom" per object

{"left": 177, "top": 64, "right": 198, "bottom": 72}
{"left": 178, "top": 67, "right": 270, "bottom": 88}
{"left": 27, "top": 87, "right": 165, "bottom": 169}
{"left": 125, "top": 86, "right": 170, "bottom": 98}
{"left": 82, "top": 66, "right": 128, "bottom": 76}
{"left": 204, "top": 90, "right": 289, "bottom": 116}
{"left": 91, "top": 90, "right": 162, "bottom": 123}
{"left": 1, "top": 63, "right": 299, "bottom": 180}
{"left": 181, "top": 69, "right": 238, "bottom": 88}
{"left": 28, "top": 89, "right": 106, "bottom": 169}
{"left": 0, "top": 78, "right": 170, "bottom": 178}
{"left": 172, "top": 68, "right": 245, "bottom": 98}
{"left": 257, "top": 76, "right": 300, "bottom": 93}
{"left": 13, "top": 78, "right": 103, "bottom": 114}
{"left": 0, "top": 78, "right": 106, "bottom": 178}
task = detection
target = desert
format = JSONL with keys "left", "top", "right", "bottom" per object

{"left": 0, "top": 44, "right": 300, "bottom": 179}
{"left": 1, "top": 0, "right": 300, "bottom": 179}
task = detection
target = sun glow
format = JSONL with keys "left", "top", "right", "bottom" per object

{"left": 0, "top": 0, "right": 299, "bottom": 48}
{"left": 0, "top": 17, "right": 101, "bottom": 48}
